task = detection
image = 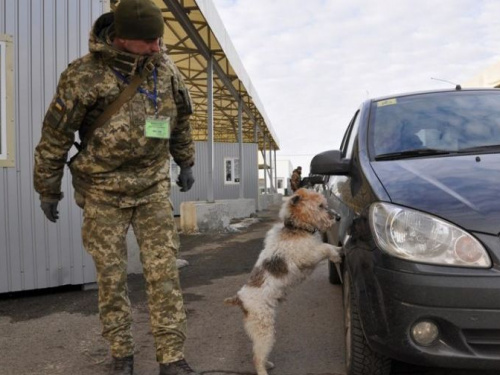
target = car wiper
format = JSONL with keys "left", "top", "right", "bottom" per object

{"left": 375, "top": 148, "right": 452, "bottom": 161}
{"left": 456, "top": 144, "right": 500, "bottom": 154}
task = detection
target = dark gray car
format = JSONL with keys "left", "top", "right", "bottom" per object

{"left": 310, "top": 88, "right": 500, "bottom": 375}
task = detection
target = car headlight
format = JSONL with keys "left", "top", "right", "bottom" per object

{"left": 369, "top": 202, "right": 491, "bottom": 268}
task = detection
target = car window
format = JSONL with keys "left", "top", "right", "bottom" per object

{"left": 368, "top": 91, "right": 500, "bottom": 157}
{"left": 341, "top": 110, "right": 360, "bottom": 158}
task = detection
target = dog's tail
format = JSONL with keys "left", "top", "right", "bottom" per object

{"left": 224, "top": 295, "right": 242, "bottom": 306}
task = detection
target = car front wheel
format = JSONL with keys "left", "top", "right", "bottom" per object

{"left": 343, "top": 266, "right": 391, "bottom": 375}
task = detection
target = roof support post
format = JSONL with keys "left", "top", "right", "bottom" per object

{"left": 269, "top": 146, "right": 274, "bottom": 193}
{"left": 207, "top": 54, "right": 215, "bottom": 203}
{"left": 274, "top": 148, "right": 278, "bottom": 193}
{"left": 238, "top": 98, "right": 244, "bottom": 199}
{"left": 263, "top": 134, "right": 268, "bottom": 194}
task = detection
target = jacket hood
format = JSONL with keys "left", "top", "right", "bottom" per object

{"left": 370, "top": 153, "right": 500, "bottom": 234}
{"left": 89, "top": 12, "right": 162, "bottom": 76}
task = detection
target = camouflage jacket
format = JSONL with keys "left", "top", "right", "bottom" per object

{"left": 290, "top": 169, "right": 301, "bottom": 191}
{"left": 34, "top": 13, "right": 195, "bottom": 207}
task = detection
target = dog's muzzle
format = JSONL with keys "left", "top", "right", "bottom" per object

{"left": 328, "top": 208, "right": 341, "bottom": 221}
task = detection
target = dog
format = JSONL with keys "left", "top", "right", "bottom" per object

{"left": 225, "top": 188, "right": 342, "bottom": 375}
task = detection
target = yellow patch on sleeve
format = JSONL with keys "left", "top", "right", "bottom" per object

{"left": 54, "top": 97, "right": 65, "bottom": 112}
{"left": 377, "top": 98, "right": 397, "bottom": 107}
{"left": 44, "top": 97, "right": 67, "bottom": 129}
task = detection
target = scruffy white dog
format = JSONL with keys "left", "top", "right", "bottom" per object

{"left": 225, "top": 188, "right": 342, "bottom": 375}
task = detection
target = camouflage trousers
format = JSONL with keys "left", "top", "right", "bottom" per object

{"left": 82, "top": 199, "right": 187, "bottom": 363}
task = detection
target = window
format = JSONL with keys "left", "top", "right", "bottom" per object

{"left": 0, "top": 35, "right": 14, "bottom": 167}
{"left": 224, "top": 157, "right": 240, "bottom": 184}
{"left": 341, "top": 110, "right": 360, "bottom": 159}
{"left": 345, "top": 111, "right": 360, "bottom": 158}
{"left": 277, "top": 178, "right": 284, "bottom": 189}
{"left": 369, "top": 91, "right": 500, "bottom": 157}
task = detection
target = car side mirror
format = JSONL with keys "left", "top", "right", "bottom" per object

{"left": 307, "top": 175, "right": 325, "bottom": 185}
{"left": 310, "top": 150, "right": 350, "bottom": 175}
{"left": 300, "top": 175, "right": 325, "bottom": 188}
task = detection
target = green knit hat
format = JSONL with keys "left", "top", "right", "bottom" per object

{"left": 115, "top": 0, "right": 164, "bottom": 39}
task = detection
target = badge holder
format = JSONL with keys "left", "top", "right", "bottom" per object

{"left": 145, "top": 116, "right": 171, "bottom": 139}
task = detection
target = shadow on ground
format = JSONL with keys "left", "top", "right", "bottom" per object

{"left": 0, "top": 207, "right": 278, "bottom": 323}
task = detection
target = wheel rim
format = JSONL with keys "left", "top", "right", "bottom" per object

{"left": 343, "top": 270, "right": 352, "bottom": 372}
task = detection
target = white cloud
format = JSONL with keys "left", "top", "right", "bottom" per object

{"left": 212, "top": 0, "right": 500, "bottom": 175}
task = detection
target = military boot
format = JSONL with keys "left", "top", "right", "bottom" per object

{"left": 110, "top": 355, "right": 134, "bottom": 375}
{"left": 159, "top": 359, "right": 200, "bottom": 375}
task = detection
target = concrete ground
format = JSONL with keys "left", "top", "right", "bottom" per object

{"left": 0, "top": 201, "right": 498, "bottom": 375}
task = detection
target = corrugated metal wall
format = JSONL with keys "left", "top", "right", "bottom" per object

{"left": 0, "top": 1, "right": 260, "bottom": 294}
{"left": 171, "top": 141, "right": 259, "bottom": 215}
{"left": 0, "top": 0, "right": 106, "bottom": 293}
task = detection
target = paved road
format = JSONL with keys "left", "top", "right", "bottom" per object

{"left": 0, "top": 203, "right": 498, "bottom": 374}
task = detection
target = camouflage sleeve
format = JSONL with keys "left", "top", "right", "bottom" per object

{"left": 34, "top": 65, "right": 90, "bottom": 202}
{"left": 169, "top": 68, "right": 195, "bottom": 168}
{"left": 290, "top": 173, "right": 300, "bottom": 190}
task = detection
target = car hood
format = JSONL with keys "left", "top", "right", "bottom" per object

{"left": 370, "top": 154, "right": 500, "bottom": 234}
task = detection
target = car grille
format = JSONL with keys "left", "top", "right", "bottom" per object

{"left": 463, "top": 329, "right": 500, "bottom": 356}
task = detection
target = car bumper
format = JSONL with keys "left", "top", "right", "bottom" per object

{"left": 356, "top": 263, "right": 500, "bottom": 370}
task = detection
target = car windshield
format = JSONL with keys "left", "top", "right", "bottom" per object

{"left": 368, "top": 91, "right": 500, "bottom": 160}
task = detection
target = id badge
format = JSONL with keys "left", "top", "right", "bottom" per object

{"left": 145, "top": 116, "right": 170, "bottom": 139}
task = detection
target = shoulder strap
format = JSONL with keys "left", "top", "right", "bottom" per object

{"left": 84, "top": 74, "right": 144, "bottom": 143}
{"left": 84, "top": 62, "right": 155, "bottom": 144}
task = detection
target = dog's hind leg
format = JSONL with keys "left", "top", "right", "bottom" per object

{"left": 244, "top": 310, "right": 275, "bottom": 375}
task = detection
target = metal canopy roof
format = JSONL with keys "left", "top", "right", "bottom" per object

{"left": 111, "top": 0, "right": 279, "bottom": 151}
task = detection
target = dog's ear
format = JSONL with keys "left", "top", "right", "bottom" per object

{"left": 290, "top": 195, "right": 301, "bottom": 206}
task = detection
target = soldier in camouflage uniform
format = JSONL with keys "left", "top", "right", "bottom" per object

{"left": 33, "top": 1, "right": 199, "bottom": 374}
{"left": 290, "top": 166, "right": 302, "bottom": 193}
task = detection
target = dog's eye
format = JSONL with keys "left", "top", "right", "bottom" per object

{"left": 319, "top": 204, "right": 325, "bottom": 209}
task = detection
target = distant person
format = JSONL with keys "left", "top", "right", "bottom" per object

{"left": 290, "top": 166, "right": 302, "bottom": 193}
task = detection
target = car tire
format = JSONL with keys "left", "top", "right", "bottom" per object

{"left": 343, "top": 267, "right": 391, "bottom": 375}
{"left": 328, "top": 260, "right": 342, "bottom": 285}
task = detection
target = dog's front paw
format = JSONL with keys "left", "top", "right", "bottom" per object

{"left": 330, "top": 255, "right": 342, "bottom": 263}
{"left": 329, "top": 246, "right": 343, "bottom": 263}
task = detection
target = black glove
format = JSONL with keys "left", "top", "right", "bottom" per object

{"left": 176, "top": 167, "right": 194, "bottom": 192}
{"left": 41, "top": 201, "right": 59, "bottom": 223}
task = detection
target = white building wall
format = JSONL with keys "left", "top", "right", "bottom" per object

{"left": 276, "top": 159, "right": 293, "bottom": 195}
{"left": 463, "top": 60, "right": 500, "bottom": 88}
{"left": 257, "top": 156, "right": 293, "bottom": 195}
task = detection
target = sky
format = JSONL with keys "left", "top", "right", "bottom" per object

{"left": 210, "top": 0, "right": 500, "bottom": 175}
